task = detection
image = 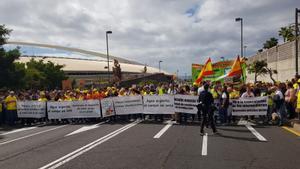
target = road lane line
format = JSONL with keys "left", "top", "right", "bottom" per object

{"left": 282, "top": 126, "right": 300, "bottom": 136}
{"left": 153, "top": 120, "right": 173, "bottom": 139}
{"left": 201, "top": 133, "right": 208, "bottom": 156}
{"left": 0, "top": 125, "right": 67, "bottom": 146}
{"left": 245, "top": 125, "right": 267, "bottom": 142}
{"left": 39, "top": 120, "right": 141, "bottom": 169}
{"left": 65, "top": 121, "right": 108, "bottom": 137}
{"left": 0, "top": 126, "right": 37, "bottom": 135}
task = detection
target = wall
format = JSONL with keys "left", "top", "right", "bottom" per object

{"left": 246, "top": 38, "right": 300, "bottom": 82}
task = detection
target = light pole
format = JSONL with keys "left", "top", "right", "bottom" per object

{"left": 235, "top": 17, "right": 243, "bottom": 58}
{"left": 295, "top": 8, "right": 300, "bottom": 76}
{"left": 244, "top": 45, "right": 247, "bottom": 57}
{"left": 106, "top": 30, "right": 112, "bottom": 82}
{"left": 159, "top": 60, "right": 163, "bottom": 72}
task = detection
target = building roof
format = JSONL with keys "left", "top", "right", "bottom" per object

{"left": 17, "top": 56, "right": 169, "bottom": 74}
{"left": 7, "top": 41, "right": 142, "bottom": 65}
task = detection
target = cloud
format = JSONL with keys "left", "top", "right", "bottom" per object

{"left": 0, "top": 0, "right": 298, "bottom": 75}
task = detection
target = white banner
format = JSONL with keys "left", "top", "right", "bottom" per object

{"left": 101, "top": 98, "right": 115, "bottom": 117}
{"left": 47, "top": 100, "right": 101, "bottom": 119}
{"left": 113, "top": 96, "right": 143, "bottom": 115}
{"left": 17, "top": 101, "right": 46, "bottom": 118}
{"left": 71, "top": 100, "right": 101, "bottom": 118}
{"left": 231, "top": 96, "right": 268, "bottom": 116}
{"left": 47, "top": 101, "right": 72, "bottom": 119}
{"left": 174, "top": 95, "right": 199, "bottom": 114}
{"left": 143, "top": 95, "right": 175, "bottom": 114}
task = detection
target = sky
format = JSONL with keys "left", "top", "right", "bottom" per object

{"left": 0, "top": 0, "right": 298, "bottom": 76}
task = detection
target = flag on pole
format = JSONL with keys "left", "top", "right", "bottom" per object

{"left": 228, "top": 56, "right": 242, "bottom": 77}
{"left": 195, "top": 58, "right": 213, "bottom": 84}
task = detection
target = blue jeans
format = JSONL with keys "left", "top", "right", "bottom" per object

{"left": 277, "top": 104, "right": 286, "bottom": 125}
{"left": 6, "top": 110, "right": 17, "bottom": 126}
{"left": 219, "top": 107, "right": 228, "bottom": 124}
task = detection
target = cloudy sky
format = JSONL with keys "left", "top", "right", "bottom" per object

{"left": 0, "top": 0, "right": 298, "bottom": 75}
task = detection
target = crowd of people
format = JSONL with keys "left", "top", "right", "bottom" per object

{"left": 0, "top": 77, "right": 300, "bottom": 127}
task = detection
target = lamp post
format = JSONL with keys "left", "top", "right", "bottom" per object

{"left": 244, "top": 45, "right": 247, "bottom": 57}
{"left": 106, "top": 30, "right": 112, "bottom": 82}
{"left": 295, "top": 8, "right": 300, "bottom": 76}
{"left": 235, "top": 17, "right": 243, "bottom": 58}
{"left": 159, "top": 60, "right": 163, "bottom": 72}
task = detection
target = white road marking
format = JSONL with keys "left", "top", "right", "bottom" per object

{"left": 153, "top": 120, "right": 173, "bottom": 139}
{"left": 245, "top": 124, "right": 267, "bottom": 142}
{"left": 39, "top": 120, "right": 141, "bottom": 169}
{"left": 0, "top": 126, "right": 37, "bottom": 135}
{"left": 65, "top": 121, "right": 107, "bottom": 137}
{"left": 0, "top": 125, "right": 67, "bottom": 146}
{"left": 201, "top": 133, "right": 208, "bottom": 156}
{"left": 237, "top": 118, "right": 255, "bottom": 126}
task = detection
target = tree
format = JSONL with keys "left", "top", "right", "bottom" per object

{"left": 26, "top": 59, "right": 67, "bottom": 89}
{"left": 0, "top": 25, "right": 67, "bottom": 90}
{"left": 247, "top": 60, "right": 277, "bottom": 83}
{"left": 0, "top": 24, "right": 11, "bottom": 46}
{"left": 264, "top": 67, "right": 278, "bottom": 84}
{"left": 0, "top": 25, "right": 25, "bottom": 89}
{"left": 278, "top": 26, "right": 294, "bottom": 42}
{"left": 248, "top": 60, "right": 268, "bottom": 83}
{"left": 263, "top": 37, "right": 278, "bottom": 49}
{"left": 24, "top": 67, "right": 45, "bottom": 89}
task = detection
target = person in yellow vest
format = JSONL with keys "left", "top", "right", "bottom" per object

{"left": 118, "top": 88, "right": 127, "bottom": 96}
{"left": 296, "top": 88, "right": 300, "bottom": 117}
{"left": 157, "top": 84, "right": 165, "bottom": 95}
{"left": 76, "top": 91, "right": 85, "bottom": 101}
{"left": 38, "top": 92, "right": 48, "bottom": 102}
{"left": 0, "top": 96, "right": 3, "bottom": 125}
{"left": 4, "top": 91, "right": 18, "bottom": 126}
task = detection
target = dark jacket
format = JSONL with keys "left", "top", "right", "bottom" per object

{"left": 199, "top": 90, "right": 214, "bottom": 109}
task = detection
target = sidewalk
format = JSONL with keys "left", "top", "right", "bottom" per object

{"left": 283, "top": 119, "right": 300, "bottom": 137}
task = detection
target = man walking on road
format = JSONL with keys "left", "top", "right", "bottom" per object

{"left": 199, "top": 84, "right": 217, "bottom": 135}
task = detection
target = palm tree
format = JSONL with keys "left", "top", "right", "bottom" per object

{"left": 278, "top": 26, "right": 294, "bottom": 42}
{"left": 248, "top": 60, "right": 268, "bottom": 83}
{"left": 247, "top": 60, "right": 277, "bottom": 83}
{"left": 263, "top": 37, "right": 278, "bottom": 49}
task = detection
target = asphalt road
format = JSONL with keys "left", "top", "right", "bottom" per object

{"left": 0, "top": 119, "right": 299, "bottom": 169}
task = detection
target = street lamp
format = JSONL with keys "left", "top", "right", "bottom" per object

{"left": 235, "top": 17, "right": 243, "bottom": 58}
{"left": 106, "top": 31, "right": 112, "bottom": 82}
{"left": 244, "top": 45, "right": 247, "bottom": 57}
{"left": 295, "top": 8, "right": 300, "bottom": 76}
{"left": 159, "top": 60, "right": 163, "bottom": 72}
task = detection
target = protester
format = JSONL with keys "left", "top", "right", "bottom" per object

{"left": 0, "top": 96, "right": 3, "bottom": 125}
{"left": 219, "top": 85, "right": 229, "bottom": 125}
{"left": 4, "top": 91, "right": 18, "bottom": 126}
{"left": 285, "top": 82, "right": 296, "bottom": 119}
{"left": 273, "top": 84, "right": 286, "bottom": 126}
{"left": 199, "top": 84, "right": 217, "bottom": 135}
{"left": 1, "top": 78, "right": 299, "bottom": 127}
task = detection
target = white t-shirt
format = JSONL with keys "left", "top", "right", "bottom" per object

{"left": 197, "top": 86, "right": 204, "bottom": 95}
{"left": 222, "top": 92, "right": 227, "bottom": 99}
{"left": 275, "top": 90, "right": 284, "bottom": 99}
{"left": 241, "top": 92, "right": 254, "bottom": 98}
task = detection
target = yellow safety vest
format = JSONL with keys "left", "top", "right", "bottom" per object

{"left": 296, "top": 92, "right": 300, "bottom": 109}
{"left": 158, "top": 88, "right": 164, "bottom": 95}
{"left": 211, "top": 89, "right": 218, "bottom": 99}
{"left": 294, "top": 83, "right": 299, "bottom": 90}
{"left": 4, "top": 96, "right": 17, "bottom": 110}
{"left": 38, "top": 98, "right": 48, "bottom": 102}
